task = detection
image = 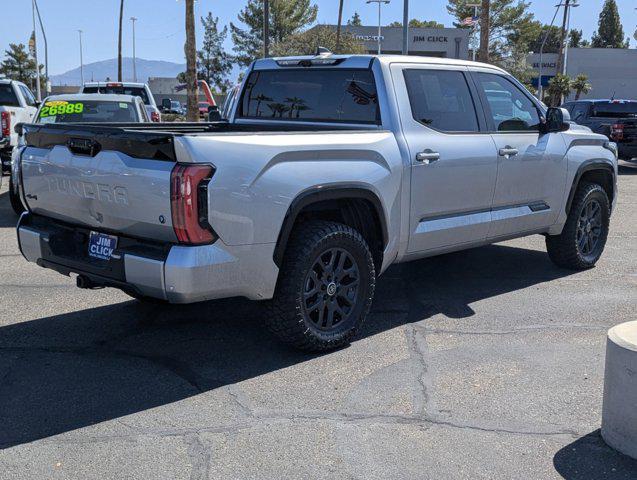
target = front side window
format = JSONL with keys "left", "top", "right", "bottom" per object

{"left": 238, "top": 69, "right": 379, "bottom": 124}
{"left": 476, "top": 73, "right": 541, "bottom": 132}
{"left": 403, "top": 69, "right": 479, "bottom": 132}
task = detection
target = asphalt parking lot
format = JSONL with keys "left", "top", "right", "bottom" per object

{"left": 0, "top": 165, "right": 636, "bottom": 479}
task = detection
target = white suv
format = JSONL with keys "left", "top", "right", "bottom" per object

{"left": 79, "top": 82, "right": 161, "bottom": 122}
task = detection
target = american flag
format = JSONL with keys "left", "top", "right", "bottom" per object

{"left": 461, "top": 16, "right": 479, "bottom": 26}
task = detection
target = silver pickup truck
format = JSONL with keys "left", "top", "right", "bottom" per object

{"left": 15, "top": 54, "right": 618, "bottom": 351}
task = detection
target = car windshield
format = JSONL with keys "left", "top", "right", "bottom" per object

{"left": 171, "top": 101, "right": 180, "bottom": 108}
{"left": 82, "top": 85, "right": 150, "bottom": 105}
{"left": 0, "top": 83, "right": 20, "bottom": 107}
{"left": 591, "top": 102, "right": 637, "bottom": 118}
{"left": 37, "top": 99, "right": 139, "bottom": 123}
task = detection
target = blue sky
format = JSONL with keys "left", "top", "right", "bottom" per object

{"left": 2, "top": 0, "right": 636, "bottom": 75}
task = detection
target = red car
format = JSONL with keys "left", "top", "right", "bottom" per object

{"left": 198, "top": 102, "right": 210, "bottom": 118}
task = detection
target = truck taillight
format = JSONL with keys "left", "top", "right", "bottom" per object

{"left": 170, "top": 164, "right": 216, "bottom": 245}
{"left": 1, "top": 111, "right": 10, "bottom": 138}
{"left": 610, "top": 123, "right": 624, "bottom": 141}
{"left": 150, "top": 111, "right": 160, "bottom": 122}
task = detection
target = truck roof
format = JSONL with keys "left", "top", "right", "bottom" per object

{"left": 254, "top": 54, "right": 506, "bottom": 74}
{"left": 82, "top": 81, "right": 148, "bottom": 88}
{"left": 43, "top": 93, "right": 139, "bottom": 103}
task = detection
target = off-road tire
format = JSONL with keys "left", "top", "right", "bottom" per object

{"left": 546, "top": 182, "right": 610, "bottom": 270}
{"left": 9, "top": 176, "right": 25, "bottom": 216}
{"left": 265, "top": 221, "right": 376, "bottom": 352}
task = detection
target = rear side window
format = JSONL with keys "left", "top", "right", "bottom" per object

{"left": 0, "top": 84, "right": 20, "bottom": 107}
{"left": 238, "top": 69, "right": 380, "bottom": 124}
{"left": 403, "top": 69, "right": 479, "bottom": 132}
{"left": 570, "top": 103, "right": 589, "bottom": 122}
{"left": 83, "top": 86, "right": 151, "bottom": 105}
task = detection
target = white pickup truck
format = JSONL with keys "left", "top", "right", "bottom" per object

{"left": 15, "top": 54, "right": 617, "bottom": 351}
{"left": 0, "top": 79, "right": 38, "bottom": 175}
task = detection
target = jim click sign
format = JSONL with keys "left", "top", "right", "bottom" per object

{"left": 413, "top": 35, "right": 448, "bottom": 43}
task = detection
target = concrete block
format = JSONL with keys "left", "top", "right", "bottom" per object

{"left": 601, "top": 321, "right": 637, "bottom": 459}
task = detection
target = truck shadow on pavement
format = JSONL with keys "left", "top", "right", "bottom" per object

{"left": 0, "top": 240, "right": 587, "bottom": 450}
{"left": 553, "top": 430, "right": 637, "bottom": 479}
{"left": 0, "top": 190, "right": 20, "bottom": 228}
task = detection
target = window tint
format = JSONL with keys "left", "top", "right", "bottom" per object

{"left": 20, "top": 86, "right": 36, "bottom": 106}
{"left": 476, "top": 73, "right": 541, "bottom": 132}
{"left": 239, "top": 69, "right": 379, "bottom": 124}
{"left": 0, "top": 84, "right": 19, "bottom": 107}
{"left": 403, "top": 69, "right": 479, "bottom": 132}
{"left": 83, "top": 86, "right": 150, "bottom": 105}
{"left": 591, "top": 101, "right": 637, "bottom": 118}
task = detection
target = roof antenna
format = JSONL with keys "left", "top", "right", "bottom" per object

{"left": 610, "top": 91, "right": 616, "bottom": 101}
{"left": 315, "top": 46, "right": 332, "bottom": 56}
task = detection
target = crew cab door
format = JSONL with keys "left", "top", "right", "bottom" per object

{"left": 390, "top": 64, "right": 498, "bottom": 253}
{"left": 470, "top": 70, "right": 568, "bottom": 238}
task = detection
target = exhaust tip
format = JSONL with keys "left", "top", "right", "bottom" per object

{"left": 76, "top": 275, "right": 91, "bottom": 289}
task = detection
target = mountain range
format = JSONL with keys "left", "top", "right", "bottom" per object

{"left": 50, "top": 57, "right": 186, "bottom": 85}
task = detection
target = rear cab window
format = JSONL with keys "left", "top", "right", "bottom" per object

{"left": 37, "top": 99, "right": 139, "bottom": 123}
{"left": 83, "top": 85, "right": 151, "bottom": 105}
{"left": 591, "top": 101, "right": 637, "bottom": 118}
{"left": 238, "top": 69, "right": 380, "bottom": 124}
{"left": 0, "top": 83, "right": 20, "bottom": 107}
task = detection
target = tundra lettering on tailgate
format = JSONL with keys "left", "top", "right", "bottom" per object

{"left": 46, "top": 177, "right": 129, "bottom": 205}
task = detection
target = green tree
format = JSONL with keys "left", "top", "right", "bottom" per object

{"left": 568, "top": 29, "right": 589, "bottom": 48}
{"left": 197, "top": 12, "right": 232, "bottom": 93}
{"left": 547, "top": 73, "right": 571, "bottom": 106}
{"left": 591, "top": 0, "right": 628, "bottom": 48}
{"left": 272, "top": 25, "right": 365, "bottom": 55}
{"left": 571, "top": 73, "right": 592, "bottom": 100}
{"left": 447, "top": 0, "right": 535, "bottom": 64}
{"left": 388, "top": 19, "right": 445, "bottom": 28}
{"left": 347, "top": 12, "right": 362, "bottom": 26}
{"left": 0, "top": 43, "right": 45, "bottom": 91}
{"left": 512, "top": 22, "right": 561, "bottom": 53}
{"left": 230, "top": 0, "right": 318, "bottom": 67}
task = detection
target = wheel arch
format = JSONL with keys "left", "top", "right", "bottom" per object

{"left": 565, "top": 161, "right": 615, "bottom": 214}
{"left": 273, "top": 185, "right": 389, "bottom": 270}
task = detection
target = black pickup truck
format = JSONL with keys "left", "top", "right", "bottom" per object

{"left": 562, "top": 99, "right": 637, "bottom": 160}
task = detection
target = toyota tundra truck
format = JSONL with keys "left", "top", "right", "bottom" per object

{"left": 15, "top": 54, "right": 618, "bottom": 351}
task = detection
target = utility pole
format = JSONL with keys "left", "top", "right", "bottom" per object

{"left": 336, "top": 0, "right": 344, "bottom": 53}
{"left": 117, "top": 0, "right": 124, "bottom": 82}
{"left": 467, "top": 3, "right": 480, "bottom": 61}
{"left": 537, "top": 3, "right": 562, "bottom": 101}
{"left": 184, "top": 0, "right": 198, "bottom": 121}
{"left": 130, "top": 17, "right": 137, "bottom": 82}
{"left": 33, "top": 0, "right": 48, "bottom": 94}
{"left": 402, "top": 0, "right": 409, "bottom": 55}
{"left": 78, "top": 30, "right": 84, "bottom": 85}
{"left": 367, "top": 0, "right": 390, "bottom": 55}
{"left": 478, "top": 0, "right": 489, "bottom": 63}
{"left": 263, "top": 0, "right": 270, "bottom": 58}
{"left": 31, "top": 0, "right": 41, "bottom": 101}
{"left": 555, "top": 0, "right": 571, "bottom": 78}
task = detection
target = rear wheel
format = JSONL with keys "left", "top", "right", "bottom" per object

{"left": 266, "top": 221, "right": 376, "bottom": 351}
{"left": 546, "top": 182, "right": 610, "bottom": 269}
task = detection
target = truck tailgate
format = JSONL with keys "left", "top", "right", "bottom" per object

{"left": 20, "top": 124, "right": 178, "bottom": 242}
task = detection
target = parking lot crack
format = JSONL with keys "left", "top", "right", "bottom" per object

{"left": 184, "top": 433, "right": 212, "bottom": 480}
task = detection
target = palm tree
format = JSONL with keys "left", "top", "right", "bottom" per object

{"left": 285, "top": 97, "right": 306, "bottom": 118}
{"left": 336, "top": 0, "right": 344, "bottom": 52}
{"left": 547, "top": 73, "right": 572, "bottom": 106}
{"left": 184, "top": 0, "right": 198, "bottom": 121}
{"left": 117, "top": 0, "right": 124, "bottom": 82}
{"left": 572, "top": 74, "right": 592, "bottom": 100}
{"left": 254, "top": 94, "right": 272, "bottom": 117}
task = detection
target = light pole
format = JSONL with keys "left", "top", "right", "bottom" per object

{"left": 467, "top": 3, "right": 480, "bottom": 62}
{"left": 33, "top": 0, "right": 48, "bottom": 94}
{"left": 130, "top": 17, "right": 137, "bottom": 82}
{"left": 78, "top": 30, "right": 84, "bottom": 86}
{"left": 402, "top": 0, "right": 408, "bottom": 55}
{"left": 366, "top": 0, "right": 390, "bottom": 55}
{"left": 562, "top": 1, "right": 579, "bottom": 76}
{"left": 31, "top": 0, "right": 41, "bottom": 101}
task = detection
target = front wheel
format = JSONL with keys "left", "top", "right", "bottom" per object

{"left": 546, "top": 182, "right": 610, "bottom": 270}
{"left": 266, "top": 221, "right": 376, "bottom": 352}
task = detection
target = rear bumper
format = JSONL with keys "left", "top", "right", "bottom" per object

{"left": 617, "top": 143, "right": 637, "bottom": 160}
{"left": 17, "top": 214, "right": 279, "bottom": 303}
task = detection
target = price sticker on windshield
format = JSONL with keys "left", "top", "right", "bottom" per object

{"left": 40, "top": 101, "right": 84, "bottom": 118}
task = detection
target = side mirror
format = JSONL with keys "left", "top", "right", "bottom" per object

{"left": 541, "top": 107, "right": 570, "bottom": 134}
{"left": 207, "top": 105, "right": 221, "bottom": 122}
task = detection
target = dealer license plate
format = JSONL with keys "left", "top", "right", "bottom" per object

{"left": 88, "top": 231, "right": 118, "bottom": 260}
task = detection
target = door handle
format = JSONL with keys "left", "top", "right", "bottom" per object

{"left": 498, "top": 146, "right": 519, "bottom": 158}
{"left": 416, "top": 149, "right": 440, "bottom": 164}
